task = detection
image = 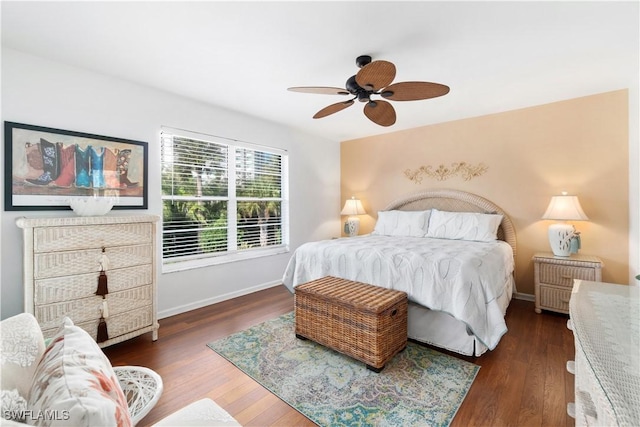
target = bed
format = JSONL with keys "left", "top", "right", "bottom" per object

{"left": 282, "top": 189, "right": 517, "bottom": 356}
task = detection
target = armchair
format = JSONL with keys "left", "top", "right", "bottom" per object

{"left": 1, "top": 313, "right": 162, "bottom": 426}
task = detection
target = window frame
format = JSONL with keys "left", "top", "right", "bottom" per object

{"left": 160, "top": 127, "right": 289, "bottom": 273}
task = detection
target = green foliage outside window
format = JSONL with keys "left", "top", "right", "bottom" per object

{"left": 161, "top": 132, "right": 285, "bottom": 261}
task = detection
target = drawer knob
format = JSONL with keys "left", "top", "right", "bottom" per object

{"left": 566, "top": 360, "right": 575, "bottom": 374}
{"left": 567, "top": 402, "right": 575, "bottom": 419}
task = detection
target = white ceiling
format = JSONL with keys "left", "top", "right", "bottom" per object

{"left": 2, "top": 1, "right": 638, "bottom": 142}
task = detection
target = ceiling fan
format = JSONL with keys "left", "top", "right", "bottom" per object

{"left": 288, "top": 55, "right": 450, "bottom": 127}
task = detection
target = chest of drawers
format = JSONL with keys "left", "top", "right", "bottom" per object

{"left": 533, "top": 252, "right": 602, "bottom": 314}
{"left": 17, "top": 215, "right": 159, "bottom": 347}
{"left": 569, "top": 280, "right": 639, "bottom": 426}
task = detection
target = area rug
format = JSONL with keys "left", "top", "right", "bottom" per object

{"left": 207, "top": 312, "right": 479, "bottom": 427}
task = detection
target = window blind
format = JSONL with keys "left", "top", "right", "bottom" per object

{"left": 161, "top": 129, "right": 288, "bottom": 266}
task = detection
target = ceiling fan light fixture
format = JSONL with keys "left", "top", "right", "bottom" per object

{"left": 358, "top": 92, "right": 370, "bottom": 103}
{"left": 345, "top": 75, "right": 361, "bottom": 95}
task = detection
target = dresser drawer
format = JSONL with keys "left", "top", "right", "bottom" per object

{"left": 538, "top": 263, "right": 597, "bottom": 288}
{"left": 33, "top": 223, "right": 153, "bottom": 253}
{"left": 34, "top": 244, "right": 153, "bottom": 279}
{"left": 36, "top": 284, "right": 153, "bottom": 330}
{"left": 539, "top": 285, "right": 571, "bottom": 313}
{"left": 34, "top": 264, "right": 153, "bottom": 305}
{"left": 42, "top": 305, "right": 154, "bottom": 342}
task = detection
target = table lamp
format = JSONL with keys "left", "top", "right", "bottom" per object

{"left": 341, "top": 196, "right": 366, "bottom": 237}
{"left": 542, "top": 192, "right": 588, "bottom": 257}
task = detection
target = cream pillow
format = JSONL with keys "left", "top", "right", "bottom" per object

{"left": 372, "top": 210, "right": 431, "bottom": 237}
{"left": 426, "top": 209, "right": 503, "bottom": 242}
{"left": 0, "top": 313, "right": 46, "bottom": 422}
{"left": 27, "top": 317, "right": 131, "bottom": 427}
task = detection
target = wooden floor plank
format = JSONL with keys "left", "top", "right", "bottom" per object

{"left": 103, "top": 285, "right": 575, "bottom": 426}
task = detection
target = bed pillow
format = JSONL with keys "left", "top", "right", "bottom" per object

{"left": 426, "top": 209, "right": 503, "bottom": 242}
{"left": 372, "top": 210, "right": 431, "bottom": 237}
{"left": 27, "top": 317, "right": 131, "bottom": 427}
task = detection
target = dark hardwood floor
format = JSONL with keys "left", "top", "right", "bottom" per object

{"left": 103, "top": 285, "right": 575, "bottom": 427}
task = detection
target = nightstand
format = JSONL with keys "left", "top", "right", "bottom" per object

{"left": 532, "top": 252, "right": 603, "bottom": 314}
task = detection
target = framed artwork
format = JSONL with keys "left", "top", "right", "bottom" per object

{"left": 4, "top": 121, "right": 148, "bottom": 211}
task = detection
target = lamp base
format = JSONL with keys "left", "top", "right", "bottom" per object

{"left": 344, "top": 217, "right": 360, "bottom": 237}
{"left": 548, "top": 223, "right": 575, "bottom": 257}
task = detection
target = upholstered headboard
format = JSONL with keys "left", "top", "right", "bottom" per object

{"left": 383, "top": 189, "right": 517, "bottom": 261}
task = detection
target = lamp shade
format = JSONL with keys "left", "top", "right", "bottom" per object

{"left": 341, "top": 197, "right": 366, "bottom": 216}
{"left": 542, "top": 193, "right": 588, "bottom": 257}
{"left": 341, "top": 197, "right": 366, "bottom": 237}
{"left": 542, "top": 194, "right": 588, "bottom": 221}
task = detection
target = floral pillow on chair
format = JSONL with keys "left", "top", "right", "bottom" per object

{"left": 26, "top": 317, "right": 131, "bottom": 427}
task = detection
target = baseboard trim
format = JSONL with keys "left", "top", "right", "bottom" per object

{"left": 159, "top": 284, "right": 536, "bottom": 319}
{"left": 514, "top": 292, "right": 535, "bottom": 302}
{"left": 158, "top": 280, "right": 283, "bottom": 319}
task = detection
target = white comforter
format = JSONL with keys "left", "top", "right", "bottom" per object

{"left": 282, "top": 234, "right": 515, "bottom": 350}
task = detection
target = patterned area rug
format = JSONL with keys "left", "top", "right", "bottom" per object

{"left": 207, "top": 312, "right": 479, "bottom": 427}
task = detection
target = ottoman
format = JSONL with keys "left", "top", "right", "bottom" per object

{"left": 294, "top": 276, "right": 408, "bottom": 372}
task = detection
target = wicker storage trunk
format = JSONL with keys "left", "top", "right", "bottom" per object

{"left": 294, "top": 276, "right": 408, "bottom": 372}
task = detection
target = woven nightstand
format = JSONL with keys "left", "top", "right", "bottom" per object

{"left": 532, "top": 252, "right": 603, "bottom": 314}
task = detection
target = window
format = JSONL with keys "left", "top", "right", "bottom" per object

{"left": 160, "top": 128, "right": 289, "bottom": 271}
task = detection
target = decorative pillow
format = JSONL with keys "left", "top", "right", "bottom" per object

{"left": 27, "top": 317, "right": 131, "bottom": 427}
{"left": 0, "top": 313, "right": 46, "bottom": 422}
{"left": 426, "top": 209, "right": 503, "bottom": 242}
{"left": 372, "top": 210, "right": 431, "bottom": 237}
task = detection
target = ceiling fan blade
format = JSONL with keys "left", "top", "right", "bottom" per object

{"left": 288, "top": 86, "right": 350, "bottom": 95}
{"left": 363, "top": 100, "right": 396, "bottom": 127}
{"left": 381, "top": 81, "right": 450, "bottom": 101}
{"left": 313, "top": 100, "right": 355, "bottom": 119}
{"left": 355, "top": 60, "right": 396, "bottom": 91}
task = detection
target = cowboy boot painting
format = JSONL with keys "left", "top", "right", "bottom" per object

{"left": 103, "top": 147, "right": 119, "bottom": 188}
{"left": 90, "top": 146, "right": 106, "bottom": 188}
{"left": 75, "top": 144, "right": 91, "bottom": 188}
{"left": 117, "top": 149, "right": 138, "bottom": 188}
{"left": 26, "top": 138, "right": 60, "bottom": 185}
{"left": 23, "top": 142, "right": 44, "bottom": 180}
{"left": 51, "top": 143, "right": 76, "bottom": 187}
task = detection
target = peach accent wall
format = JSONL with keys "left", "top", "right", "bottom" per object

{"left": 341, "top": 90, "right": 629, "bottom": 295}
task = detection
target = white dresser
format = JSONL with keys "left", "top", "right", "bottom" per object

{"left": 17, "top": 215, "right": 160, "bottom": 348}
{"left": 568, "top": 280, "right": 639, "bottom": 426}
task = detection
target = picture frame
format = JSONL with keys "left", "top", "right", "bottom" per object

{"left": 4, "top": 121, "right": 148, "bottom": 211}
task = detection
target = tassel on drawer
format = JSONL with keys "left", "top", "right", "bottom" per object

{"left": 97, "top": 316, "right": 108, "bottom": 343}
{"left": 96, "top": 247, "right": 109, "bottom": 296}
{"left": 97, "top": 299, "right": 109, "bottom": 343}
{"left": 96, "top": 270, "right": 108, "bottom": 296}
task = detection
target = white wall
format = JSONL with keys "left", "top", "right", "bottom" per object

{"left": 0, "top": 48, "right": 341, "bottom": 319}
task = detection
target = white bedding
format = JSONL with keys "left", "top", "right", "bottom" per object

{"left": 282, "top": 234, "right": 515, "bottom": 351}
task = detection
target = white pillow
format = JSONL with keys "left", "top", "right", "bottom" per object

{"left": 27, "top": 317, "right": 132, "bottom": 426}
{"left": 372, "top": 210, "right": 431, "bottom": 237}
{"left": 426, "top": 209, "right": 503, "bottom": 242}
{"left": 0, "top": 313, "right": 46, "bottom": 423}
